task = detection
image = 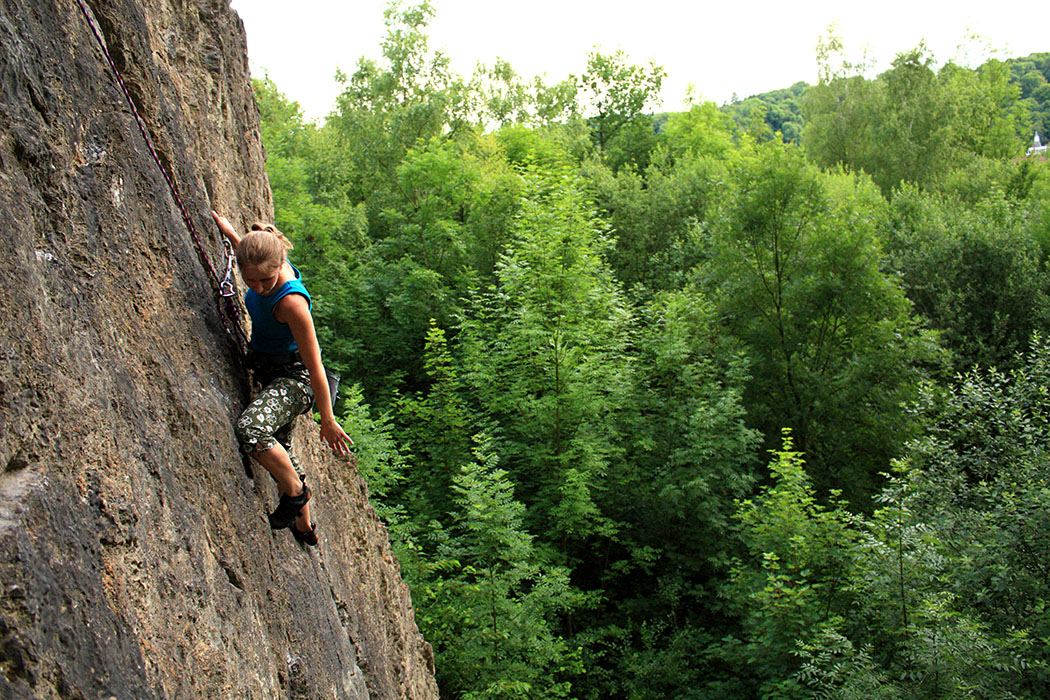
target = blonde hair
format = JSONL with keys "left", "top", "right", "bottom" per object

{"left": 235, "top": 222, "right": 293, "bottom": 273}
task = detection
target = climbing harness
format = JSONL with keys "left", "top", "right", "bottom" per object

{"left": 73, "top": 0, "right": 249, "bottom": 356}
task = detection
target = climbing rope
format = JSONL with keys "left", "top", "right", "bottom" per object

{"left": 73, "top": 0, "right": 249, "bottom": 356}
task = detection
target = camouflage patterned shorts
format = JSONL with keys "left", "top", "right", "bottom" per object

{"left": 235, "top": 374, "right": 314, "bottom": 466}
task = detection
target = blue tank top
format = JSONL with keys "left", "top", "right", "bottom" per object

{"left": 244, "top": 262, "right": 312, "bottom": 354}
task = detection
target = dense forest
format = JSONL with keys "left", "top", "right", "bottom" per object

{"left": 252, "top": 4, "right": 1050, "bottom": 698}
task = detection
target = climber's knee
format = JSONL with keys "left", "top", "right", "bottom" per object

{"left": 235, "top": 410, "right": 277, "bottom": 454}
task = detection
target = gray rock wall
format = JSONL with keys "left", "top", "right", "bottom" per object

{"left": 0, "top": 1, "right": 437, "bottom": 698}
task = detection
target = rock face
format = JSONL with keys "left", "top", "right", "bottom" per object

{"left": 0, "top": 1, "right": 437, "bottom": 698}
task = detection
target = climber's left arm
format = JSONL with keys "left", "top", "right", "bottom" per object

{"left": 277, "top": 293, "right": 353, "bottom": 456}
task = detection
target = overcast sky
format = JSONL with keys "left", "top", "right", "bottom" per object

{"left": 229, "top": 0, "right": 1048, "bottom": 123}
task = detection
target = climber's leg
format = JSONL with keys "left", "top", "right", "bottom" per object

{"left": 235, "top": 376, "right": 314, "bottom": 528}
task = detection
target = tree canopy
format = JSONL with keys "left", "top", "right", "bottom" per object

{"left": 254, "top": 8, "right": 1050, "bottom": 697}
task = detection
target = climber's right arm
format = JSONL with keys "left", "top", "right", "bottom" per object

{"left": 210, "top": 210, "right": 241, "bottom": 248}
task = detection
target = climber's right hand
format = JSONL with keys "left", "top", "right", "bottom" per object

{"left": 210, "top": 210, "right": 240, "bottom": 247}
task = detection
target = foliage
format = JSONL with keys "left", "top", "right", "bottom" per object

{"left": 723, "top": 432, "right": 861, "bottom": 697}
{"left": 329, "top": 1, "right": 472, "bottom": 199}
{"left": 894, "top": 338, "right": 1050, "bottom": 694}
{"left": 1007, "top": 52, "right": 1050, "bottom": 137}
{"left": 663, "top": 100, "right": 738, "bottom": 159}
{"left": 617, "top": 288, "right": 759, "bottom": 553}
{"left": 885, "top": 183, "right": 1050, "bottom": 373}
{"left": 804, "top": 45, "right": 1031, "bottom": 195}
{"left": 393, "top": 323, "right": 476, "bottom": 517}
{"left": 724, "top": 82, "right": 808, "bottom": 143}
{"left": 413, "top": 438, "right": 582, "bottom": 700}
{"left": 335, "top": 383, "right": 408, "bottom": 525}
{"left": 575, "top": 288, "right": 760, "bottom": 700}
{"left": 475, "top": 58, "right": 579, "bottom": 128}
{"left": 580, "top": 50, "right": 665, "bottom": 171}
{"left": 701, "top": 140, "right": 937, "bottom": 503}
{"left": 728, "top": 428, "right": 1033, "bottom": 700}
{"left": 583, "top": 147, "right": 728, "bottom": 294}
{"left": 254, "top": 11, "right": 1050, "bottom": 697}
{"left": 458, "top": 162, "right": 631, "bottom": 554}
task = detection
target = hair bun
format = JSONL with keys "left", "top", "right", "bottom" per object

{"left": 235, "top": 222, "right": 294, "bottom": 271}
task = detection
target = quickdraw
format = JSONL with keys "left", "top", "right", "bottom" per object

{"left": 219, "top": 238, "right": 238, "bottom": 298}
{"left": 73, "top": 0, "right": 249, "bottom": 356}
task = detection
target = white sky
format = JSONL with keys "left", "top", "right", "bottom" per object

{"left": 230, "top": 0, "right": 1048, "bottom": 123}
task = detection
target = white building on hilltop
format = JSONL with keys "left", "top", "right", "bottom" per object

{"left": 1028, "top": 133, "right": 1048, "bottom": 156}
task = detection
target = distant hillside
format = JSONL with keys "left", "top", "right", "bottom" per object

{"left": 723, "top": 81, "right": 808, "bottom": 142}
{"left": 708, "top": 51, "right": 1050, "bottom": 145}
{"left": 1008, "top": 52, "right": 1050, "bottom": 136}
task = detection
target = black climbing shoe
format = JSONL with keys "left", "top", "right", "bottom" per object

{"left": 268, "top": 483, "right": 311, "bottom": 530}
{"left": 290, "top": 521, "right": 318, "bottom": 547}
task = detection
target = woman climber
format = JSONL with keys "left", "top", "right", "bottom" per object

{"left": 211, "top": 210, "right": 353, "bottom": 546}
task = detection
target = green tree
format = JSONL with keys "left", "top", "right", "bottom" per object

{"left": 722, "top": 431, "right": 862, "bottom": 699}
{"left": 725, "top": 82, "right": 808, "bottom": 144}
{"left": 890, "top": 340, "right": 1050, "bottom": 694}
{"left": 616, "top": 289, "right": 759, "bottom": 553}
{"left": 803, "top": 46, "right": 949, "bottom": 194}
{"left": 886, "top": 184, "right": 1050, "bottom": 373}
{"left": 584, "top": 148, "right": 730, "bottom": 293}
{"left": 578, "top": 289, "right": 760, "bottom": 700}
{"left": 800, "top": 31, "right": 883, "bottom": 186}
{"left": 727, "top": 430, "right": 1031, "bottom": 700}
{"left": 942, "top": 59, "right": 1028, "bottom": 161}
{"left": 459, "top": 162, "right": 632, "bottom": 557}
{"left": 394, "top": 323, "right": 477, "bottom": 518}
{"left": 1007, "top": 52, "right": 1050, "bottom": 135}
{"left": 804, "top": 43, "right": 1032, "bottom": 195}
{"left": 329, "top": 1, "right": 472, "bottom": 203}
{"left": 415, "top": 438, "right": 581, "bottom": 700}
{"left": 477, "top": 58, "right": 579, "bottom": 127}
{"left": 702, "top": 141, "right": 936, "bottom": 503}
{"left": 662, "top": 100, "right": 737, "bottom": 159}
{"left": 334, "top": 383, "right": 411, "bottom": 529}
{"left": 580, "top": 50, "right": 665, "bottom": 170}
